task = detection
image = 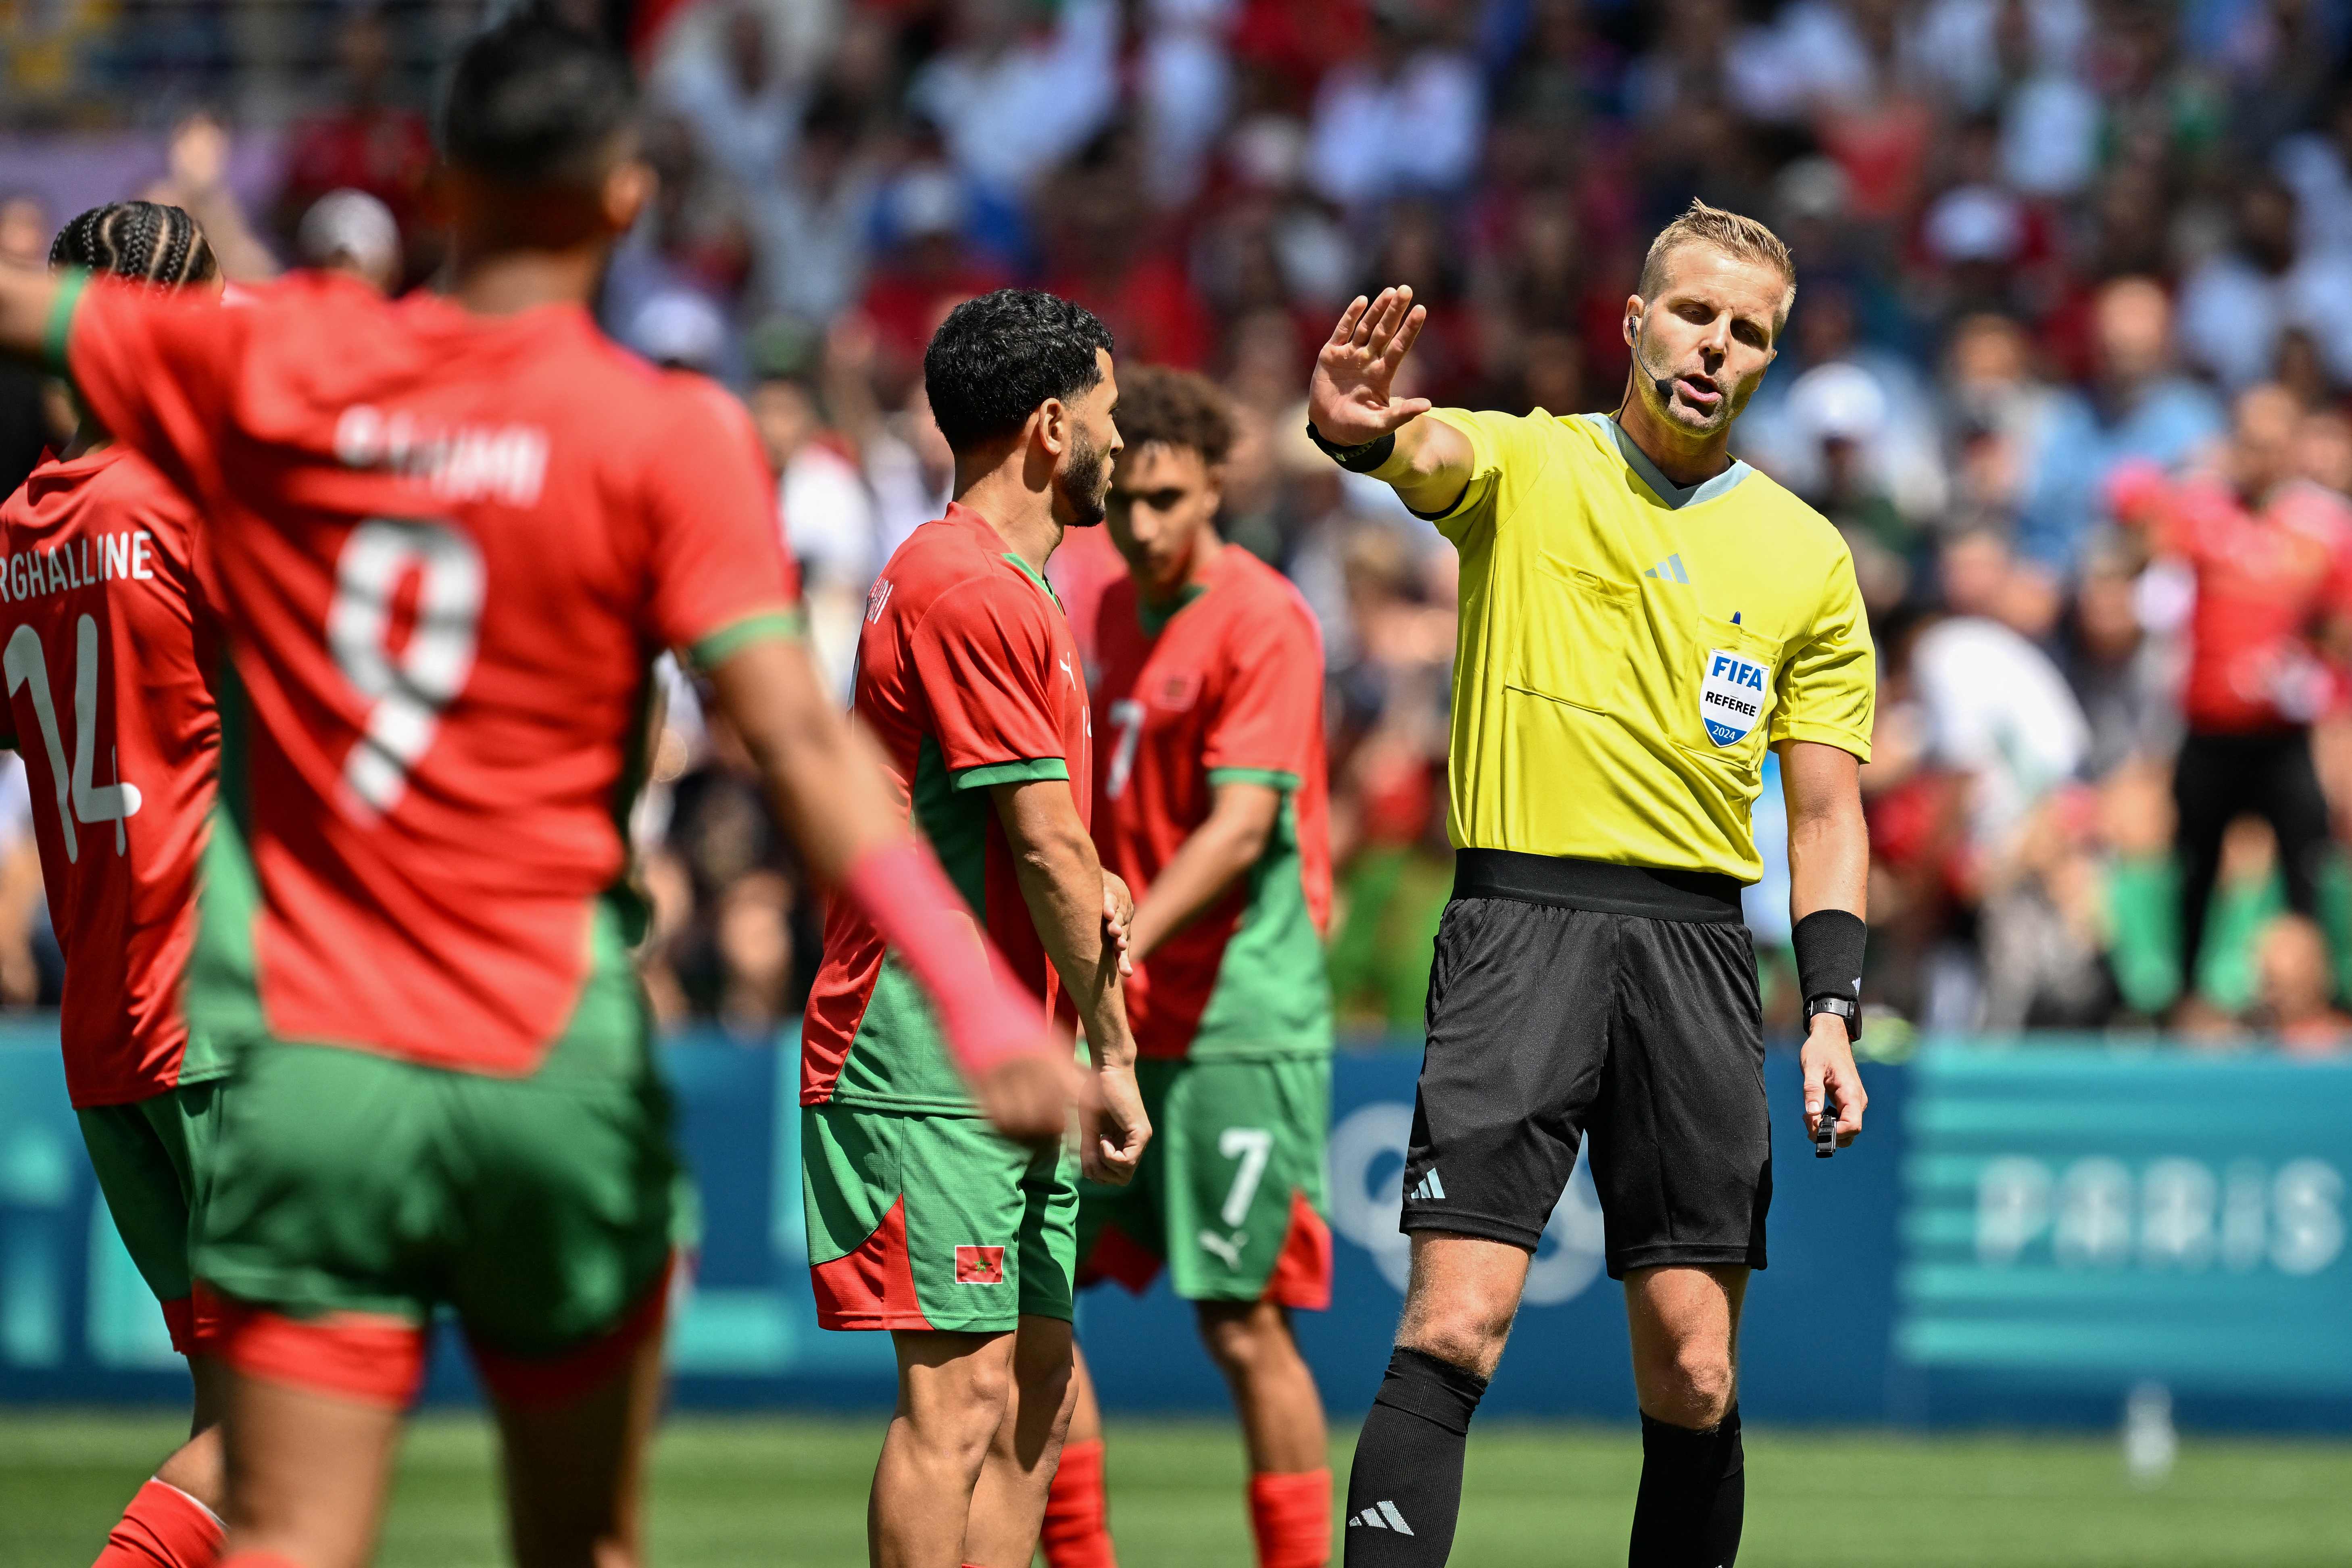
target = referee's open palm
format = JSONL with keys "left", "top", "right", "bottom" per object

{"left": 1310, "top": 286, "right": 1432, "bottom": 446}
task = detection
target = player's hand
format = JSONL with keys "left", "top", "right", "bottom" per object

{"left": 1082, "top": 1061, "right": 1151, "bottom": 1185}
{"left": 1801, "top": 1015, "right": 1867, "bottom": 1149}
{"left": 974, "top": 1049, "right": 1088, "bottom": 1147}
{"left": 1102, "top": 871, "right": 1135, "bottom": 977}
{"left": 1309, "top": 286, "right": 1432, "bottom": 447}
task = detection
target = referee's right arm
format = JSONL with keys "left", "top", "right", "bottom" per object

{"left": 1306, "top": 286, "right": 1477, "bottom": 515}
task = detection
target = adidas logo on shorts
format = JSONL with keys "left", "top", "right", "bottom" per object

{"left": 1407, "top": 1169, "right": 1446, "bottom": 1202}
{"left": 1349, "top": 1501, "right": 1415, "bottom": 1534}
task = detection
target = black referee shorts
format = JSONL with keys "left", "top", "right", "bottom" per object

{"left": 1399, "top": 849, "right": 1770, "bottom": 1278}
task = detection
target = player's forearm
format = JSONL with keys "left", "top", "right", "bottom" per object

{"left": 999, "top": 793, "right": 1136, "bottom": 1069}
{"left": 0, "top": 263, "right": 61, "bottom": 370}
{"left": 1020, "top": 838, "right": 1138, "bottom": 1070}
{"left": 1127, "top": 787, "right": 1278, "bottom": 960}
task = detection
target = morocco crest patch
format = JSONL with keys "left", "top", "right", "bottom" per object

{"left": 1698, "top": 649, "right": 1770, "bottom": 747}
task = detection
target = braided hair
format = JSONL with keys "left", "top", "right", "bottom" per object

{"left": 47, "top": 201, "right": 219, "bottom": 288}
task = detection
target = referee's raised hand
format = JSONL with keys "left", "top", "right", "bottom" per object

{"left": 1309, "top": 286, "right": 1432, "bottom": 445}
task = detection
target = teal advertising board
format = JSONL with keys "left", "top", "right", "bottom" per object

{"left": 3, "top": 1022, "right": 2350, "bottom": 1428}
{"left": 1900, "top": 1044, "right": 2352, "bottom": 1395}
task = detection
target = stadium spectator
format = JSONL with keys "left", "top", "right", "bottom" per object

{"left": 294, "top": 188, "right": 402, "bottom": 293}
{"left": 0, "top": 194, "right": 53, "bottom": 498}
{"left": 271, "top": 7, "right": 434, "bottom": 279}
{"left": 2018, "top": 277, "right": 2226, "bottom": 578}
{"left": 2177, "top": 175, "right": 2352, "bottom": 394}
{"left": 652, "top": 0, "right": 804, "bottom": 197}
{"left": 747, "top": 341, "right": 880, "bottom": 694}
{"left": 1306, "top": 3, "right": 1484, "bottom": 211}
{"left": 2112, "top": 382, "right": 2352, "bottom": 1013}
{"left": 740, "top": 88, "right": 881, "bottom": 329}
{"left": 2255, "top": 912, "right": 2352, "bottom": 1052}
{"left": 907, "top": 0, "right": 1122, "bottom": 200}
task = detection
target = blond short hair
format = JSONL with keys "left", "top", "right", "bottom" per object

{"left": 1639, "top": 200, "right": 1796, "bottom": 332}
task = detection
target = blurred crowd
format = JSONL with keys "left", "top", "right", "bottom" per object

{"left": 13, "top": 0, "right": 2352, "bottom": 1053}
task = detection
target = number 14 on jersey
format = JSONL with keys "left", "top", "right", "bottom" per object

{"left": 4, "top": 616, "right": 142, "bottom": 861}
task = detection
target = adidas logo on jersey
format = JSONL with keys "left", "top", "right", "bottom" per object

{"left": 1643, "top": 553, "right": 1691, "bottom": 584}
{"left": 1349, "top": 1502, "right": 1416, "bottom": 1534}
{"left": 1408, "top": 1170, "right": 1446, "bottom": 1202}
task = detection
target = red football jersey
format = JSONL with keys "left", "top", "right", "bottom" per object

{"left": 0, "top": 448, "right": 221, "bottom": 1106}
{"left": 1086, "top": 546, "right": 1332, "bottom": 1059}
{"left": 2140, "top": 473, "right": 2352, "bottom": 731}
{"left": 64, "top": 272, "right": 800, "bottom": 1076}
{"left": 803, "top": 503, "right": 1092, "bottom": 1111}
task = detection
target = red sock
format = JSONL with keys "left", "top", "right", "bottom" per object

{"left": 1040, "top": 1438, "right": 1118, "bottom": 1568}
{"left": 1248, "top": 1468, "right": 1331, "bottom": 1568}
{"left": 92, "top": 1480, "right": 223, "bottom": 1568}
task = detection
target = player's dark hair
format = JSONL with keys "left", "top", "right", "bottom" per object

{"left": 1112, "top": 365, "right": 1234, "bottom": 465}
{"left": 442, "top": 11, "right": 638, "bottom": 190}
{"left": 48, "top": 202, "right": 218, "bottom": 287}
{"left": 924, "top": 289, "right": 1115, "bottom": 454}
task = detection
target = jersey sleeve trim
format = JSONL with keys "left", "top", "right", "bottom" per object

{"left": 688, "top": 608, "right": 807, "bottom": 669}
{"left": 952, "top": 757, "right": 1070, "bottom": 791}
{"left": 1207, "top": 766, "right": 1299, "bottom": 790}
{"left": 1773, "top": 724, "right": 1873, "bottom": 764}
{"left": 45, "top": 267, "right": 90, "bottom": 376}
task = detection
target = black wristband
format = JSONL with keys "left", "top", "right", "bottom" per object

{"left": 1792, "top": 909, "right": 1866, "bottom": 1009}
{"left": 1304, "top": 421, "right": 1397, "bottom": 473}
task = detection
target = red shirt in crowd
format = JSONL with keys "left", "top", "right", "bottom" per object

{"left": 279, "top": 106, "right": 436, "bottom": 244}
{"left": 2114, "top": 462, "right": 2352, "bottom": 733}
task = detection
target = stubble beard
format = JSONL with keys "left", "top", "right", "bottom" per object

{"left": 1058, "top": 428, "right": 1110, "bottom": 529}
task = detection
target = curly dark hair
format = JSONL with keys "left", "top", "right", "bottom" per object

{"left": 924, "top": 289, "right": 1115, "bottom": 454}
{"left": 49, "top": 202, "right": 218, "bottom": 287}
{"left": 1109, "top": 365, "right": 1234, "bottom": 465}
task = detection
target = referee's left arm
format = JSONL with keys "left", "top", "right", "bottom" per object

{"left": 1783, "top": 741, "right": 1869, "bottom": 1147}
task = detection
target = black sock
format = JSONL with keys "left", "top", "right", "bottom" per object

{"left": 1628, "top": 1404, "right": 1745, "bottom": 1567}
{"left": 1342, "top": 1347, "right": 1489, "bottom": 1565}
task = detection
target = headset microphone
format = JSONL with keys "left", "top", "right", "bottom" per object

{"left": 1630, "top": 309, "right": 1679, "bottom": 406}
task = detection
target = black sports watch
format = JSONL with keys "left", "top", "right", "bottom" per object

{"left": 1806, "top": 994, "right": 1861, "bottom": 1042}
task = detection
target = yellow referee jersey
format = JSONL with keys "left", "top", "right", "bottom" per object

{"left": 1422, "top": 408, "right": 1875, "bottom": 883}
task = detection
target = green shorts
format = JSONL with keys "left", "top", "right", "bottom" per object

{"left": 77, "top": 1079, "right": 229, "bottom": 1355}
{"left": 801, "top": 1103, "right": 1077, "bottom": 1334}
{"left": 194, "top": 1032, "right": 678, "bottom": 1403}
{"left": 1076, "top": 1055, "right": 1333, "bottom": 1308}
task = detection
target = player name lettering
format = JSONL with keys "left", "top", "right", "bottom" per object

{"left": 0, "top": 531, "right": 156, "bottom": 604}
{"left": 333, "top": 405, "right": 550, "bottom": 507}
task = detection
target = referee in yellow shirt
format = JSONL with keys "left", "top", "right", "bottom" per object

{"left": 1310, "top": 202, "right": 1874, "bottom": 1567}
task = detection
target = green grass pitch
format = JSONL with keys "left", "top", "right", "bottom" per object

{"left": 4, "top": 1410, "right": 2352, "bottom": 1566}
